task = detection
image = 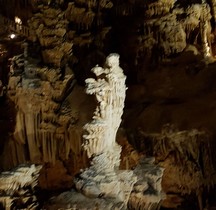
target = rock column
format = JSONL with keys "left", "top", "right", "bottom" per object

{"left": 74, "top": 53, "right": 136, "bottom": 208}
{"left": 201, "top": 0, "right": 212, "bottom": 58}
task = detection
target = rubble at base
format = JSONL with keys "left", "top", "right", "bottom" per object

{"left": 0, "top": 164, "right": 42, "bottom": 210}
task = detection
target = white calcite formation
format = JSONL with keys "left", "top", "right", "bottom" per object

{"left": 74, "top": 54, "right": 137, "bottom": 208}
{"left": 0, "top": 164, "right": 42, "bottom": 210}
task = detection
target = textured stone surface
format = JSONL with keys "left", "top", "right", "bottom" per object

{"left": 0, "top": 164, "right": 42, "bottom": 209}
{"left": 74, "top": 54, "right": 137, "bottom": 208}
{"left": 28, "top": 5, "right": 72, "bottom": 67}
{"left": 128, "top": 158, "right": 164, "bottom": 210}
{"left": 1, "top": 0, "right": 216, "bottom": 209}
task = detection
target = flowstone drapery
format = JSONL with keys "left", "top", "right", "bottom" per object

{"left": 74, "top": 53, "right": 137, "bottom": 208}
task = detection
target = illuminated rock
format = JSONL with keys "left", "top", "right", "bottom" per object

{"left": 72, "top": 54, "right": 137, "bottom": 208}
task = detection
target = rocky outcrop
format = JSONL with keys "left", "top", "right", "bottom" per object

{"left": 28, "top": 4, "right": 72, "bottom": 67}
{"left": 65, "top": 1, "right": 112, "bottom": 50}
{"left": 0, "top": 164, "right": 42, "bottom": 210}
{"left": 65, "top": 0, "right": 113, "bottom": 30}
{"left": 111, "top": 0, "right": 215, "bottom": 84}
{"left": 128, "top": 158, "right": 164, "bottom": 210}
{"left": 128, "top": 125, "right": 215, "bottom": 209}
{"left": 0, "top": 52, "right": 89, "bottom": 191}
{"left": 2, "top": 52, "right": 83, "bottom": 172}
{"left": 38, "top": 160, "right": 73, "bottom": 190}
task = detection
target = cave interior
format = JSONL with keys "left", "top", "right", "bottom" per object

{"left": 1, "top": 0, "right": 216, "bottom": 209}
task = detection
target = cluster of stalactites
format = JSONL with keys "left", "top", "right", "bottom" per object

{"left": 144, "top": 0, "right": 175, "bottom": 17}
{"left": 66, "top": 0, "right": 113, "bottom": 30}
{"left": 138, "top": 126, "right": 215, "bottom": 196}
{"left": 75, "top": 0, "right": 113, "bottom": 9}
{"left": 135, "top": 0, "right": 214, "bottom": 64}
{"left": 13, "top": 107, "right": 83, "bottom": 165}
{"left": 8, "top": 65, "right": 82, "bottom": 167}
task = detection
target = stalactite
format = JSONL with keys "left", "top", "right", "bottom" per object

{"left": 13, "top": 111, "right": 26, "bottom": 144}
{"left": 25, "top": 113, "right": 41, "bottom": 162}
{"left": 42, "top": 130, "right": 47, "bottom": 162}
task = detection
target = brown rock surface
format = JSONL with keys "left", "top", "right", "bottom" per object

{"left": 38, "top": 160, "right": 73, "bottom": 190}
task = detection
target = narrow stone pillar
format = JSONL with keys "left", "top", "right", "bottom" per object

{"left": 74, "top": 53, "right": 136, "bottom": 208}
{"left": 200, "top": 1, "right": 212, "bottom": 58}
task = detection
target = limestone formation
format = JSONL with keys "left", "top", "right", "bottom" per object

{"left": 143, "top": 0, "right": 175, "bottom": 17}
{"left": 73, "top": 53, "right": 136, "bottom": 208}
{"left": 42, "top": 54, "right": 164, "bottom": 209}
{"left": 113, "top": 0, "right": 215, "bottom": 72}
{"left": 128, "top": 158, "right": 165, "bottom": 210}
{"left": 0, "top": 164, "right": 42, "bottom": 210}
{"left": 132, "top": 125, "right": 215, "bottom": 209}
{"left": 65, "top": 1, "right": 112, "bottom": 49}
{"left": 4, "top": 52, "right": 81, "bottom": 171}
{"left": 200, "top": 0, "right": 212, "bottom": 58}
{"left": 27, "top": 3, "right": 72, "bottom": 67}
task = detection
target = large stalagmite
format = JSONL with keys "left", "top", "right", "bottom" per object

{"left": 73, "top": 53, "right": 137, "bottom": 208}
{"left": 42, "top": 54, "right": 164, "bottom": 210}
